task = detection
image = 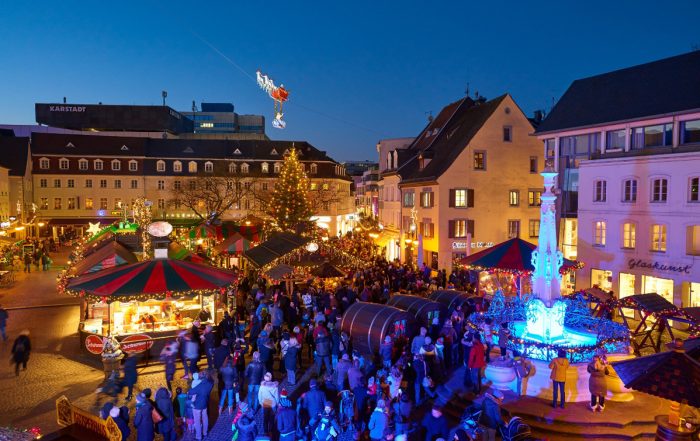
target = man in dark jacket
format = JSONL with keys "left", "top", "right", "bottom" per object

{"left": 190, "top": 373, "right": 214, "bottom": 441}
{"left": 123, "top": 354, "right": 138, "bottom": 401}
{"left": 297, "top": 378, "right": 325, "bottom": 434}
{"left": 219, "top": 358, "right": 238, "bottom": 414}
{"left": 276, "top": 394, "right": 297, "bottom": 441}
{"left": 314, "top": 325, "right": 332, "bottom": 376}
{"left": 284, "top": 338, "right": 300, "bottom": 386}
{"left": 379, "top": 336, "right": 393, "bottom": 369}
{"left": 244, "top": 351, "right": 264, "bottom": 412}
{"left": 258, "top": 332, "right": 276, "bottom": 373}
{"left": 155, "top": 387, "right": 176, "bottom": 441}
{"left": 347, "top": 359, "right": 364, "bottom": 390}
{"left": 335, "top": 353, "right": 352, "bottom": 391}
{"left": 421, "top": 405, "right": 448, "bottom": 441}
{"left": 133, "top": 393, "right": 155, "bottom": 441}
{"left": 235, "top": 402, "right": 258, "bottom": 441}
{"left": 480, "top": 390, "right": 505, "bottom": 441}
{"left": 108, "top": 407, "right": 130, "bottom": 441}
{"left": 11, "top": 330, "right": 31, "bottom": 376}
{"left": 412, "top": 353, "right": 427, "bottom": 405}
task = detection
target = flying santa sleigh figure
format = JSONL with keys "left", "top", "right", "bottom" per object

{"left": 256, "top": 70, "right": 289, "bottom": 129}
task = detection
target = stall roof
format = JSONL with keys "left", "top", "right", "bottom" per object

{"left": 625, "top": 293, "right": 678, "bottom": 314}
{"left": 243, "top": 232, "right": 310, "bottom": 268}
{"left": 70, "top": 241, "right": 136, "bottom": 276}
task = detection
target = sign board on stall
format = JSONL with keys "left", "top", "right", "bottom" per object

{"left": 85, "top": 334, "right": 104, "bottom": 354}
{"left": 120, "top": 334, "right": 154, "bottom": 354}
{"left": 56, "top": 395, "right": 122, "bottom": 441}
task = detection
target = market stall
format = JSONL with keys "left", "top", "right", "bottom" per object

{"left": 64, "top": 258, "right": 236, "bottom": 359}
{"left": 69, "top": 241, "right": 136, "bottom": 276}
{"left": 387, "top": 294, "right": 446, "bottom": 329}
{"left": 429, "top": 290, "right": 473, "bottom": 312}
{"left": 340, "top": 302, "right": 415, "bottom": 356}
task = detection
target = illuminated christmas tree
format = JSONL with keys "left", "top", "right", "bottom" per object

{"left": 268, "top": 148, "right": 312, "bottom": 232}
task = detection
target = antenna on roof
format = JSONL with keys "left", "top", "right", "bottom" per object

{"left": 162, "top": 90, "right": 168, "bottom": 107}
{"left": 465, "top": 83, "right": 470, "bottom": 97}
{"left": 192, "top": 100, "right": 197, "bottom": 112}
{"left": 425, "top": 111, "right": 433, "bottom": 123}
{"left": 63, "top": 97, "right": 67, "bottom": 104}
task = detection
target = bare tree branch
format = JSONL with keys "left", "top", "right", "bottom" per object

{"left": 168, "top": 174, "right": 255, "bottom": 223}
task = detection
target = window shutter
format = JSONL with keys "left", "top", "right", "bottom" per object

{"left": 467, "top": 220, "right": 475, "bottom": 237}
{"left": 419, "top": 222, "right": 424, "bottom": 236}
{"left": 429, "top": 192, "right": 434, "bottom": 207}
{"left": 449, "top": 189, "right": 455, "bottom": 208}
{"left": 448, "top": 220, "right": 455, "bottom": 238}
{"left": 429, "top": 223, "right": 434, "bottom": 237}
{"left": 467, "top": 189, "right": 475, "bottom": 208}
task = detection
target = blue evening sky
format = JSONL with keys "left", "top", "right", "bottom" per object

{"left": 1, "top": 1, "right": 698, "bottom": 161}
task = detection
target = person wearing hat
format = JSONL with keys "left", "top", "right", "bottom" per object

{"left": 420, "top": 405, "right": 448, "bottom": 441}
{"left": 368, "top": 399, "right": 389, "bottom": 441}
{"left": 190, "top": 370, "right": 214, "bottom": 441}
{"left": 311, "top": 401, "right": 340, "bottom": 441}
{"left": 155, "top": 387, "right": 176, "bottom": 441}
{"left": 234, "top": 401, "right": 258, "bottom": 441}
{"left": 481, "top": 389, "right": 505, "bottom": 441}
{"left": 258, "top": 371, "right": 279, "bottom": 435}
{"left": 297, "top": 378, "right": 325, "bottom": 435}
{"left": 244, "top": 351, "right": 264, "bottom": 412}
{"left": 133, "top": 393, "right": 155, "bottom": 441}
{"left": 513, "top": 355, "right": 533, "bottom": 396}
{"left": 11, "top": 330, "right": 31, "bottom": 376}
{"left": 108, "top": 406, "right": 131, "bottom": 441}
{"left": 276, "top": 390, "right": 297, "bottom": 441}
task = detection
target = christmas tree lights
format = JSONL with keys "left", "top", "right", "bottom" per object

{"left": 267, "top": 148, "right": 312, "bottom": 232}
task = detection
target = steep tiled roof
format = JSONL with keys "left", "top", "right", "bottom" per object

{"left": 398, "top": 95, "right": 507, "bottom": 184}
{"left": 536, "top": 51, "right": 700, "bottom": 134}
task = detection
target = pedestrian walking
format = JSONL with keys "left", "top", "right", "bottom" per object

{"left": 23, "top": 252, "right": 31, "bottom": 273}
{"left": 133, "top": 393, "right": 155, "bottom": 441}
{"left": 587, "top": 355, "right": 609, "bottom": 412}
{"left": 123, "top": 354, "right": 138, "bottom": 401}
{"left": 234, "top": 402, "right": 258, "bottom": 441}
{"left": 258, "top": 371, "right": 279, "bottom": 436}
{"left": 0, "top": 304, "right": 8, "bottom": 341}
{"left": 159, "top": 342, "right": 178, "bottom": 391}
{"left": 549, "top": 349, "right": 570, "bottom": 408}
{"left": 276, "top": 392, "right": 297, "bottom": 441}
{"left": 284, "top": 336, "right": 299, "bottom": 386}
{"left": 420, "top": 405, "right": 448, "bottom": 441}
{"left": 244, "top": 351, "right": 264, "bottom": 412}
{"left": 368, "top": 399, "right": 389, "bottom": 441}
{"left": 189, "top": 370, "right": 213, "bottom": 441}
{"left": 219, "top": 357, "right": 238, "bottom": 414}
{"left": 108, "top": 406, "right": 131, "bottom": 441}
{"left": 11, "top": 330, "right": 31, "bottom": 376}
{"left": 467, "top": 333, "right": 486, "bottom": 395}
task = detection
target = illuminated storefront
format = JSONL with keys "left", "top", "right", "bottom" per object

{"left": 591, "top": 268, "right": 612, "bottom": 291}
{"left": 619, "top": 272, "right": 636, "bottom": 318}
{"left": 642, "top": 275, "right": 674, "bottom": 304}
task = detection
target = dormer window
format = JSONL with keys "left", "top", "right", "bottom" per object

{"left": 39, "top": 158, "right": 50, "bottom": 170}
{"left": 78, "top": 158, "right": 88, "bottom": 170}
{"left": 273, "top": 162, "right": 281, "bottom": 173}
{"left": 419, "top": 154, "right": 425, "bottom": 171}
{"left": 59, "top": 158, "right": 70, "bottom": 170}
{"left": 261, "top": 162, "right": 269, "bottom": 173}
{"left": 241, "top": 163, "right": 249, "bottom": 174}
{"left": 270, "top": 148, "right": 278, "bottom": 155}
{"left": 111, "top": 159, "right": 121, "bottom": 171}
{"left": 233, "top": 148, "right": 242, "bottom": 155}
{"left": 173, "top": 161, "right": 182, "bottom": 172}
{"left": 94, "top": 159, "right": 103, "bottom": 170}
{"left": 204, "top": 161, "right": 214, "bottom": 173}
{"left": 310, "top": 163, "right": 318, "bottom": 174}
{"left": 128, "top": 160, "right": 138, "bottom": 172}
{"left": 188, "top": 161, "right": 197, "bottom": 173}
{"left": 229, "top": 162, "right": 237, "bottom": 174}
{"left": 156, "top": 160, "right": 165, "bottom": 172}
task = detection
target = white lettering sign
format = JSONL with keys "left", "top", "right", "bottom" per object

{"left": 49, "top": 106, "right": 86, "bottom": 112}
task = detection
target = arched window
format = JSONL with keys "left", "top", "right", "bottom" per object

{"left": 229, "top": 162, "right": 237, "bottom": 174}
{"left": 59, "top": 158, "right": 70, "bottom": 170}
{"left": 173, "top": 161, "right": 182, "bottom": 172}
{"left": 204, "top": 161, "right": 214, "bottom": 173}
{"left": 78, "top": 158, "right": 88, "bottom": 171}
{"left": 188, "top": 161, "right": 197, "bottom": 173}
{"left": 241, "top": 163, "right": 249, "bottom": 174}
{"left": 310, "top": 163, "right": 318, "bottom": 174}
{"left": 111, "top": 159, "right": 121, "bottom": 171}
{"left": 156, "top": 160, "right": 165, "bottom": 172}
{"left": 128, "top": 160, "right": 138, "bottom": 172}
{"left": 39, "top": 157, "right": 50, "bottom": 170}
{"left": 273, "top": 162, "right": 281, "bottom": 173}
{"left": 94, "top": 159, "right": 103, "bottom": 170}
{"left": 261, "top": 162, "right": 269, "bottom": 173}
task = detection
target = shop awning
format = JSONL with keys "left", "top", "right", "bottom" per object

{"left": 65, "top": 258, "right": 236, "bottom": 302}
{"left": 70, "top": 241, "right": 137, "bottom": 276}
{"left": 187, "top": 222, "right": 260, "bottom": 242}
{"left": 459, "top": 237, "right": 581, "bottom": 274}
{"left": 213, "top": 233, "right": 253, "bottom": 255}
{"left": 243, "top": 232, "right": 310, "bottom": 269}
{"left": 49, "top": 217, "right": 119, "bottom": 226}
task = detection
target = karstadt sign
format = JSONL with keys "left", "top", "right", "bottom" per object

{"left": 49, "top": 105, "right": 86, "bottom": 112}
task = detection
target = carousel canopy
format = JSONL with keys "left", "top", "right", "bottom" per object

{"left": 459, "top": 237, "right": 580, "bottom": 274}
{"left": 70, "top": 241, "right": 137, "bottom": 276}
{"left": 66, "top": 258, "right": 236, "bottom": 302}
{"left": 244, "top": 232, "right": 310, "bottom": 269}
{"left": 213, "top": 233, "right": 252, "bottom": 255}
{"left": 612, "top": 339, "right": 700, "bottom": 407}
{"left": 311, "top": 262, "right": 345, "bottom": 279}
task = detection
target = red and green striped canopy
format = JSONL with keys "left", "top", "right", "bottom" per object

{"left": 213, "top": 233, "right": 252, "bottom": 255}
{"left": 459, "top": 237, "right": 580, "bottom": 274}
{"left": 66, "top": 259, "right": 236, "bottom": 302}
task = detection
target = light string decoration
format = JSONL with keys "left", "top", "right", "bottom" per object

{"left": 267, "top": 147, "right": 312, "bottom": 232}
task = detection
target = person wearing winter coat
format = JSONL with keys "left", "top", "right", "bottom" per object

{"left": 11, "top": 330, "right": 31, "bottom": 376}
{"left": 155, "top": 387, "right": 176, "bottom": 441}
{"left": 379, "top": 335, "right": 393, "bottom": 369}
{"left": 314, "top": 325, "right": 333, "bottom": 375}
{"left": 480, "top": 390, "right": 505, "bottom": 441}
{"left": 284, "top": 337, "right": 300, "bottom": 386}
{"left": 498, "top": 322, "right": 511, "bottom": 360}
{"left": 467, "top": 334, "right": 486, "bottom": 395}
{"left": 312, "top": 402, "right": 340, "bottom": 441}
{"left": 133, "top": 393, "right": 155, "bottom": 441}
{"left": 203, "top": 325, "right": 217, "bottom": 369}
{"left": 258, "top": 331, "right": 276, "bottom": 373}
{"left": 335, "top": 353, "right": 353, "bottom": 391}
{"left": 235, "top": 402, "right": 258, "bottom": 441}
{"left": 276, "top": 395, "right": 297, "bottom": 441}
{"left": 123, "top": 354, "right": 138, "bottom": 401}
{"left": 258, "top": 372, "right": 279, "bottom": 435}
{"left": 368, "top": 399, "right": 389, "bottom": 441}
{"left": 513, "top": 356, "right": 533, "bottom": 396}
{"left": 420, "top": 405, "right": 448, "bottom": 441}
{"left": 549, "top": 349, "right": 570, "bottom": 408}
{"left": 159, "top": 342, "right": 178, "bottom": 391}
{"left": 587, "top": 355, "right": 609, "bottom": 412}
{"left": 297, "top": 378, "right": 325, "bottom": 434}
{"left": 189, "top": 371, "right": 214, "bottom": 440}
{"left": 411, "top": 327, "right": 428, "bottom": 355}
{"left": 108, "top": 406, "right": 131, "bottom": 441}
{"left": 347, "top": 359, "right": 364, "bottom": 390}
{"left": 219, "top": 358, "right": 238, "bottom": 414}
{"left": 481, "top": 318, "right": 494, "bottom": 363}
{"left": 245, "top": 351, "right": 265, "bottom": 412}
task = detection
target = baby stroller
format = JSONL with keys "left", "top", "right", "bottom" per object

{"left": 500, "top": 416, "right": 537, "bottom": 441}
{"left": 458, "top": 404, "right": 484, "bottom": 440}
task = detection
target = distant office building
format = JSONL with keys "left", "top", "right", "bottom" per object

{"left": 181, "top": 102, "right": 265, "bottom": 136}
{"left": 343, "top": 160, "right": 378, "bottom": 177}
